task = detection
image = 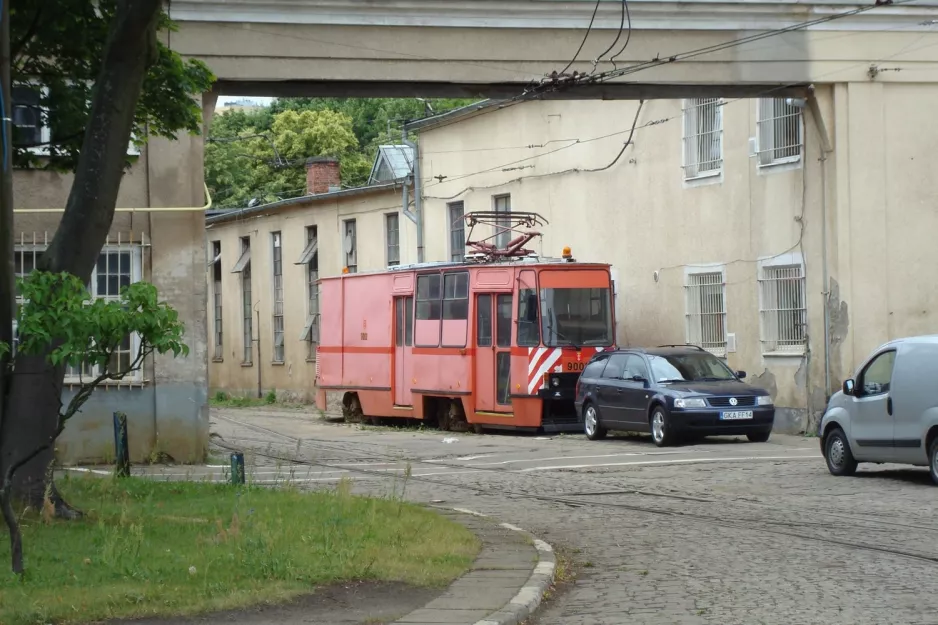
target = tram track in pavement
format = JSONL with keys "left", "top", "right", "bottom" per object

{"left": 214, "top": 413, "right": 938, "bottom": 534}
{"left": 209, "top": 414, "right": 938, "bottom": 566}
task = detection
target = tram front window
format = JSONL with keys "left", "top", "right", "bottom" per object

{"left": 540, "top": 287, "right": 613, "bottom": 348}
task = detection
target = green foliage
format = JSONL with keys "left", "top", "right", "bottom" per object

{"left": 205, "top": 97, "right": 476, "bottom": 208}
{"left": 0, "top": 476, "right": 479, "bottom": 624}
{"left": 264, "top": 390, "right": 277, "bottom": 404}
{"left": 11, "top": 0, "right": 215, "bottom": 171}
{"left": 14, "top": 272, "right": 188, "bottom": 385}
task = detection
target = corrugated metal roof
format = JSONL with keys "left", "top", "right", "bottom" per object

{"left": 205, "top": 181, "right": 404, "bottom": 226}
{"left": 368, "top": 144, "right": 414, "bottom": 184}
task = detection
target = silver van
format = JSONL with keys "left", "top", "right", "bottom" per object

{"left": 819, "top": 335, "right": 938, "bottom": 485}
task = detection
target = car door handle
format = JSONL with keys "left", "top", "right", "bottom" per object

{"left": 887, "top": 396, "right": 893, "bottom": 416}
{"left": 616, "top": 388, "right": 623, "bottom": 394}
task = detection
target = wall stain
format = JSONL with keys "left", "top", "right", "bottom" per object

{"left": 828, "top": 277, "right": 850, "bottom": 386}
{"left": 750, "top": 368, "right": 777, "bottom": 398}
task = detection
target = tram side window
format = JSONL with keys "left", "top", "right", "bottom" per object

{"left": 477, "top": 294, "right": 492, "bottom": 347}
{"left": 416, "top": 274, "right": 442, "bottom": 320}
{"left": 405, "top": 295, "right": 414, "bottom": 346}
{"left": 443, "top": 272, "right": 469, "bottom": 320}
{"left": 517, "top": 269, "right": 539, "bottom": 347}
{"left": 395, "top": 298, "right": 404, "bottom": 347}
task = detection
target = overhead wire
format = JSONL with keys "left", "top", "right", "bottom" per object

{"left": 594, "top": 0, "right": 629, "bottom": 68}
{"left": 558, "top": 0, "right": 603, "bottom": 76}
{"left": 580, "top": 0, "right": 920, "bottom": 86}
{"left": 404, "top": 0, "right": 917, "bottom": 139}
{"left": 420, "top": 18, "right": 938, "bottom": 196}
{"left": 608, "top": 0, "right": 633, "bottom": 69}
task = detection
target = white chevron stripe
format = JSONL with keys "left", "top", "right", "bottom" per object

{"left": 529, "top": 349, "right": 562, "bottom": 394}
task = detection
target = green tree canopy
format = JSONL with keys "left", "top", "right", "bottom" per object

{"left": 11, "top": 0, "right": 214, "bottom": 171}
{"left": 205, "top": 97, "right": 477, "bottom": 209}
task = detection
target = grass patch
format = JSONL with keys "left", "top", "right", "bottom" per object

{"left": 0, "top": 475, "right": 479, "bottom": 625}
{"left": 209, "top": 390, "right": 306, "bottom": 409}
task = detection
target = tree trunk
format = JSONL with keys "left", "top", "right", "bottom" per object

{"left": 0, "top": 0, "right": 162, "bottom": 512}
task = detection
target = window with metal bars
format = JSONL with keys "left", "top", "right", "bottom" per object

{"left": 684, "top": 271, "right": 727, "bottom": 356}
{"left": 448, "top": 201, "right": 465, "bottom": 261}
{"left": 682, "top": 98, "right": 723, "bottom": 180}
{"left": 757, "top": 98, "right": 802, "bottom": 167}
{"left": 271, "top": 232, "right": 284, "bottom": 363}
{"left": 386, "top": 213, "right": 400, "bottom": 266}
{"left": 758, "top": 264, "right": 807, "bottom": 354}
{"left": 211, "top": 241, "right": 223, "bottom": 361}
{"left": 232, "top": 236, "right": 254, "bottom": 364}
{"left": 493, "top": 194, "right": 511, "bottom": 248}
{"left": 298, "top": 226, "right": 320, "bottom": 360}
{"left": 14, "top": 239, "right": 144, "bottom": 383}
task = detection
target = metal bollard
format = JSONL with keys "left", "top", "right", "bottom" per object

{"left": 230, "top": 452, "right": 245, "bottom": 485}
{"left": 113, "top": 411, "right": 130, "bottom": 478}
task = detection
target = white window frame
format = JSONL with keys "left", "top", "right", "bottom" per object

{"left": 30, "top": 245, "right": 146, "bottom": 384}
{"left": 296, "top": 225, "right": 320, "bottom": 360}
{"left": 755, "top": 98, "right": 803, "bottom": 169}
{"left": 493, "top": 194, "right": 511, "bottom": 249}
{"left": 232, "top": 236, "right": 253, "bottom": 365}
{"left": 385, "top": 212, "right": 400, "bottom": 267}
{"left": 210, "top": 240, "right": 223, "bottom": 361}
{"left": 757, "top": 252, "right": 807, "bottom": 356}
{"left": 683, "top": 265, "right": 727, "bottom": 357}
{"left": 13, "top": 81, "right": 140, "bottom": 157}
{"left": 681, "top": 98, "right": 723, "bottom": 182}
{"left": 448, "top": 201, "right": 465, "bottom": 262}
{"left": 270, "top": 232, "right": 284, "bottom": 363}
{"left": 343, "top": 219, "right": 357, "bottom": 273}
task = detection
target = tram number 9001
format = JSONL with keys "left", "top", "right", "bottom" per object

{"left": 564, "top": 361, "right": 586, "bottom": 373}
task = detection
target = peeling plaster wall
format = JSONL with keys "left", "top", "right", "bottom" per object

{"left": 13, "top": 134, "right": 209, "bottom": 465}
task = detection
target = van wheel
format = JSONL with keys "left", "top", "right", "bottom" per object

{"left": 584, "top": 404, "right": 607, "bottom": 441}
{"left": 824, "top": 428, "right": 858, "bottom": 476}
{"left": 651, "top": 406, "right": 674, "bottom": 447}
{"left": 928, "top": 437, "right": 938, "bottom": 486}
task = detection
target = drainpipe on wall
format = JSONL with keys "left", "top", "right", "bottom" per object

{"left": 254, "top": 303, "right": 262, "bottom": 399}
{"left": 807, "top": 86, "right": 835, "bottom": 400}
{"left": 401, "top": 130, "right": 424, "bottom": 264}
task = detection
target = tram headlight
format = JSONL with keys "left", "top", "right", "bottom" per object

{"left": 551, "top": 376, "right": 560, "bottom": 387}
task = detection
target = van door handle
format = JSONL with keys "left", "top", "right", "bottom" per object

{"left": 887, "top": 396, "right": 893, "bottom": 416}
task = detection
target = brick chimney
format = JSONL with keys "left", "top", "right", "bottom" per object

{"left": 306, "top": 156, "right": 341, "bottom": 195}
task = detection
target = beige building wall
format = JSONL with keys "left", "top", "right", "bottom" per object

{"left": 206, "top": 184, "right": 418, "bottom": 402}
{"left": 415, "top": 82, "right": 938, "bottom": 433}
{"left": 13, "top": 133, "right": 210, "bottom": 464}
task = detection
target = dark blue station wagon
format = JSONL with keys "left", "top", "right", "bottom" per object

{"left": 574, "top": 345, "right": 775, "bottom": 446}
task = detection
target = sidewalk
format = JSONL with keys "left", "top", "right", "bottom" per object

{"left": 394, "top": 507, "right": 555, "bottom": 625}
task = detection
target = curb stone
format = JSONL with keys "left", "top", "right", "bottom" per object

{"left": 392, "top": 507, "right": 556, "bottom": 625}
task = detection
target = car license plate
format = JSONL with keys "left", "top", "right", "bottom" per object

{"left": 720, "top": 410, "right": 753, "bottom": 420}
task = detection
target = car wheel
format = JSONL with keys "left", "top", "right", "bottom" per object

{"left": 584, "top": 403, "right": 607, "bottom": 441}
{"left": 929, "top": 437, "right": 938, "bottom": 486}
{"left": 650, "top": 406, "right": 674, "bottom": 448}
{"left": 747, "top": 430, "right": 771, "bottom": 443}
{"left": 824, "top": 428, "right": 858, "bottom": 477}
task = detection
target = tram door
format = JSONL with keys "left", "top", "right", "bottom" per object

{"left": 393, "top": 296, "right": 414, "bottom": 406}
{"left": 475, "top": 293, "right": 513, "bottom": 413}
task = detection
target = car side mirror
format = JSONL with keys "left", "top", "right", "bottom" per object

{"left": 629, "top": 375, "right": 649, "bottom": 387}
{"left": 736, "top": 370, "right": 747, "bottom": 379}
{"left": 842, "top": 379, "right": 855, "bottom": 396}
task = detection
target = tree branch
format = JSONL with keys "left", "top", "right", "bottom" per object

{"left": 11, "top": 7, "right": 43, "bottom": 60}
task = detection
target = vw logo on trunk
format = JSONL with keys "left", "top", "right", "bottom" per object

{"left": 729, "top": 397, "right": 738, "bottom": 406}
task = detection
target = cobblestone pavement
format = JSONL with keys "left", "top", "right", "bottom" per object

{"left": 137, "top": 408, "right": 938, "bottom": 625}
